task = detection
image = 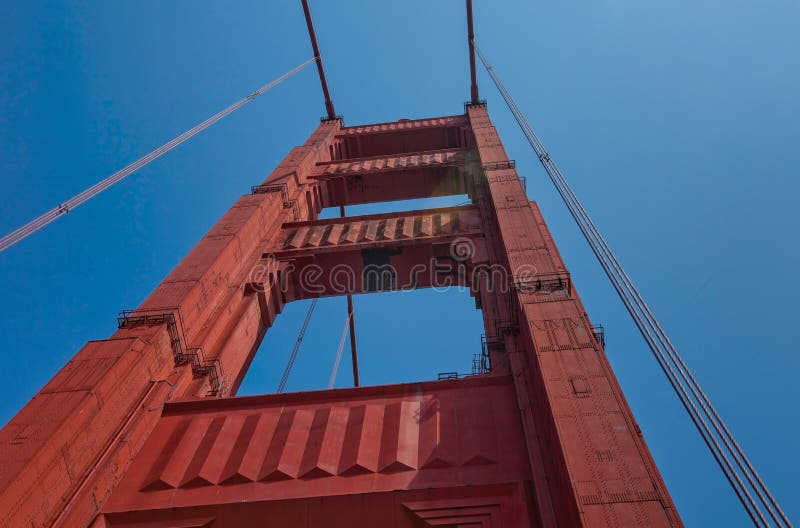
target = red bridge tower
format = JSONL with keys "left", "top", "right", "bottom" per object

{"left": 0, "top": 104, "right": 683, "bottom": 526}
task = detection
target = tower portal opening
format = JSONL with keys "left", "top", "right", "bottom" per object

{"left": 238, "top": 287, "right": 484, "bottom": 395}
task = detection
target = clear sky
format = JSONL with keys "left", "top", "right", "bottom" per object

{"left": 1, "top": 1, "right": 798, "bottom": 525}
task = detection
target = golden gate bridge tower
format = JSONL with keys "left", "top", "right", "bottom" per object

{"left": 0, "top": 2, "right": 790, "bottom": 527}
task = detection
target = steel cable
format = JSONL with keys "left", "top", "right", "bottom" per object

{"left": 546, "top": 145, "right": 786, "bottom": 526}
{"left": 475, "top": 41, "right": 790, "bottom": 527}
{"left": 329, "top": 311, "right": 352, "bottom": 389}
{"left": 277, "top": 298, "right": 318, "bottom": 393}
{"left": 481, "top": 45, "right": 781, "bottom": 527}
{"left": 0, "top": 57, "right": 317, "bottom": 253}
{"left": 532, "top": 84, "right": 789, "bottom": 528}
{"left": 486, "top": 67, "right": 773, "bottom": 525}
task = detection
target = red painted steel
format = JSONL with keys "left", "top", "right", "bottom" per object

{"left": 0, "top": 107, "right": 682, "bottom": 527}
{"left": 468, "top": 104, "right": 681, "bottom": 526}
{"left": 102, "top": 376, "right": 531, "bottom": 525}
{"left": 312, "top": 147, "right": 475, "bottom": 206}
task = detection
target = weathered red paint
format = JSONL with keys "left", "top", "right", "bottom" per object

{"left": 0, "top": 108, "right": 682, "bottom": 527}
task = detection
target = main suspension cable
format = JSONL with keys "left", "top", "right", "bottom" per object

{"left": 475, "top": 41, "right": 790, "bottom": 527}
{"left": 477, "top": 50, "right": 759, "bottom": 519}
{"left": 0, "top": 57, "right": 317, "bottom": 253}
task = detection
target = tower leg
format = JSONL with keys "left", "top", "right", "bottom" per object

{"left": 468, "top": 103, "right": 682, "bottom": 527}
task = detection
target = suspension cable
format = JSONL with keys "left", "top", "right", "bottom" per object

{"left": 475, "top": 41, "right": 791, "bottom": 527}
{"left": 328, "top": 310, "right": 352, "bottom": 389}
{"left": 0, "top": 57, "right": 317, "bottom": 254}
{"left": 277, "top": 298, "right": 318, "bottom": 393}
{"left": 476, "top": 50, "right": 761, "bottom": 521}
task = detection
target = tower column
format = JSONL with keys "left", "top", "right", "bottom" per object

{"left": 0, "top": 119, "right": 341, "bottom": 528}
{"left": 468, "top": 104, "right": 682, "bottom": 526}
{"left": 0, "top": 110, "right": 683, "bottom": 528}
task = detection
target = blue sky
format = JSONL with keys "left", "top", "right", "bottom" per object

{"left": 1, "top": 1, "right": 798, "bottom": 524}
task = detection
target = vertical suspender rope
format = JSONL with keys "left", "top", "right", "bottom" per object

{"left": 466, "top": 0, "right": 480, "bottom": 104}
{"left": 278, "top": 300, "right": 354, "bottom": 393}
{"left": 474, "top": 41, "right": 790, "bottom": 527}
{"left": 328, "top": 311, "right": 352, "bottom": 389}
{"left": 300, "top": 0, "right": 353, "bottom": 389}
{"left": 0, "top": 58, "right": 317, "bottom": 253}
{"left": 339, "top": 205, "right": 361, "bottom": 387}
{"left": 345, "top": 292, "right": 360, "bottom": 386}
{"left": 300, "top": 0, "right": 336, "bottom": 119}
{"left": 277, "top": 299, "right": 318, "bottom": 394}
